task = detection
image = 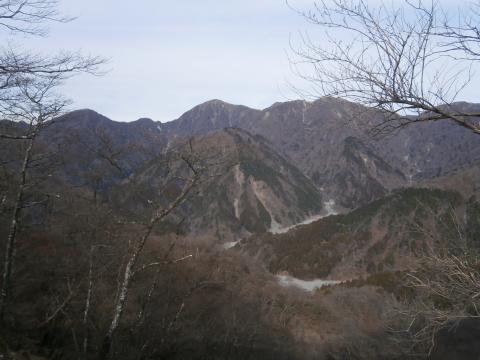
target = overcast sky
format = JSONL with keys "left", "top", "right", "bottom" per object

{"left": 17, "top": 0, "right": 479, "bottom": 122}
{"left": 18, "top": 1, "right": 312, "bottom": 122}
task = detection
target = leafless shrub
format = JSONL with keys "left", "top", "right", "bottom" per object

{"left": 398, "top": 251, "right": 480, "bottom": 355}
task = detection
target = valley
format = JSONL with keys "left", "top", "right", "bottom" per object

{"left": 2, "top": 97, "right": 480, "bottom": 359}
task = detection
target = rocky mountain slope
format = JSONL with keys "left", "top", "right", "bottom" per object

{"left": 159, "top": 98, "right": 480, "bottom": 209}
{"left": 110, "top": 127, "right": 325, "bottom": 242}
{"left": 9, "top": 97, "right": 477, "bottom": 213}
{"left": 160, "top": 98, "right": 408, "bottom": 208}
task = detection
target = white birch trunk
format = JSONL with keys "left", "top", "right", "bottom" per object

{"left": 99, "top": 174, "right": 198, "bottom": 360}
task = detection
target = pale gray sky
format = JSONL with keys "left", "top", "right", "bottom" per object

{"left": 15, "top": 0, "right": 479, "bottom": 122}
{"left": 20, "top": 1, "right": 313, "bottom": 122}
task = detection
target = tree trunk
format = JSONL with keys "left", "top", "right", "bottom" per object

{"left": 99, "top": 174, "right": 198, "bottom": 360}
{"left": 0, "top": 133, "right": 36, "bottom": 319}
{"left": 82, "top": 248, "right": 94, "bottom": 358}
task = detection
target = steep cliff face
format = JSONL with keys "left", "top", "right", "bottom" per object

{"left": 192, "top": 128, "right": 324, "bottom": 241}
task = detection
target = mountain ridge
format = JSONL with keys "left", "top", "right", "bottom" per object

{"left": 4, "top": 97, "right": 480, "bottom": 239}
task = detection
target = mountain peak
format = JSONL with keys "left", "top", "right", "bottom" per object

{"left": 201, "top": 99, "right": 229, "bottom": 106}
{"left": 194, "top": 99, "right": 257, "bottom": 111}
{"left": 133, "top": 117, "right": 156, "bottom": 125}
{"left": 65, "top": 108, "right": 103, "bottom": 118}
{"left": 162, "top": 99, "right": 261, "bottom": 137}
{"left": 55, "top": 108, "right": 113, "bottom": 127}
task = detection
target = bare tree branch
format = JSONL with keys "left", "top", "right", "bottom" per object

{"left": 290, "top": 0, "right": 480, "bottom": 136}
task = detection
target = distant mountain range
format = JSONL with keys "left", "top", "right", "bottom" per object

{"left": 4, "top": 97, "right": 480, "bottom": 261}
{"left": 36, "top": 97, "right": 480, "bottom": 201}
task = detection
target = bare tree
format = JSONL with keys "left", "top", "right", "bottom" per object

{"left": 0, "top": 75, "right": 98, "bottom": 318}
{"left": 0, "top": 0, "right": 70, "bottom": 35}
{"left": 0, "top": 1, "right": 103, "bottom": 108}
{"left": 0, "top": 0, "right": 104, "bottom": 318}
{"left": 99, "top": 148, "right": 206, "bottom": 360}
{"left": 290, "top": 0, "right": 480, "bottom": 136}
